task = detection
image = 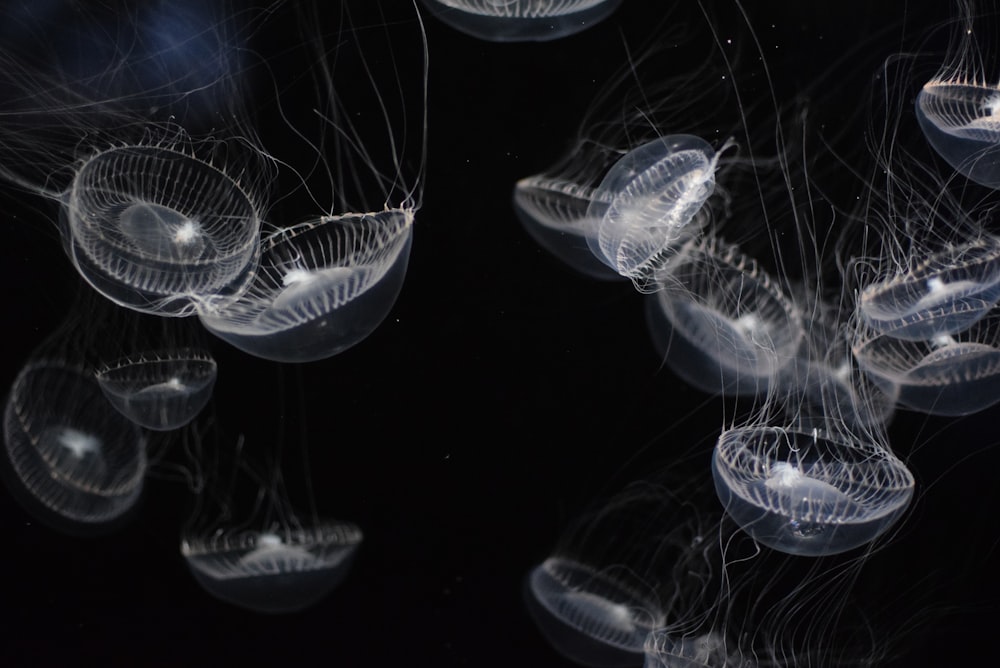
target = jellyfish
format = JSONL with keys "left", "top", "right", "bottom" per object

{"left": 2, "top": 359, "right": 146, "bottom": 535}
{"left": 712, "top": 423, "right": 914, "bottom": 557}
{"left": 0, "top": 1, "right": 269, "bottom": 316}
{"left": 420, "top": 0, "right": 623, "bottom": 42}
{"left": 197, "top": 0, "right": 425, "bottom": 362}
{"left": 915, "top": 3, "right": 1000, "bottom": 188}
{"left": 182, "top": 521, "right": 363, "bottom": 614}
{"left": 96, "top": 348, "right": 217, "bottom": 431}
{"left": 645, "top": 234, "right": 805, "bottom": 398}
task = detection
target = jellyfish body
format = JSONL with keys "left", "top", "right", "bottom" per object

{"left": 857, "top": 237, "right": 1000, "bottom": 341}
{"left": 712, "top": 426, "right": 913, "bottom": 556}
{"left": 525, "top": 557, "right": 663, "bottom": 667}
{"left": 182, "top": 522, "right": 362, "bottom": 614}
{"left": 420, "top": 0, "right": 623, "bottom": 42}
{"left": 198, "top": 209, "right": 412, "bottom": 363}
{"left": 513, "top": 175, "right": 621, "bottom": 280}
{"left": 646, "top": 238, "right": 804, "bottom": 397}
{"left": 587, "top": 136, "right": 721, "bottom": 289}
{"left": 916, "top": 81, "right": 1000, "bottom": 188}
{"left": 96, "top": 349, "right": 217, "bottom": 431}
{"left": 65, "top": 145, "right": 261, "bottom": 316}
{"left": 2, "top": 361, "right": 146, "bottom": 534}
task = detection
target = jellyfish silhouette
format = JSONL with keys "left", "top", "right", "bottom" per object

{"left": 420, "top": 0, "right": 623, "bottom": 42}
{"left": 0, "top": 1, "right": 270, "bottom": 316}
{"left": 97, "top": 348, "right": 217, "bottom": 431}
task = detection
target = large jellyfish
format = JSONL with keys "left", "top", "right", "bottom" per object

{"left": 420, "top": 0, "right": 623, "bottom": 42}
{"left": 197, "top": 1, "right": 425, "bottom": 362}
{"left": 0, "top": 1, "right": 270, "bottom": 317}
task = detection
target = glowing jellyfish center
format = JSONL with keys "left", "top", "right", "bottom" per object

{"left": 764, "top": 461, "right": 852, "bottom": 537}
{"left": 56, "top": 427, "right": 101, "bottom": 459}
{"left": 563, "top": 590, "right": 637, "bottom": 634}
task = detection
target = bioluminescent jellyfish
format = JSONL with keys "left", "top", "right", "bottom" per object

{"left": 96, "top": 349, "right": 217, "bottom": 431}
{"left": 586, "top": 135, "right": 728, "bottom": 290}
{"left": 645, "top": 235, "right": 804, "bottom": 397}
{"left": 420, "top": 0, "right": 622, "bottom": 42}
{"left": 182, "top": 521, "right": 363, "bottom": 614}
{"left": 915, "top": 4, "right": 1000, "bottom": 189}
{"left": 852, "top": 313, "right": 1000, "bottom": 416}
{"left": 198, "top": 212, "right": 412, "bottom": 363}
{"left": 856, "top": 236, "right": 1000, "bottom": 341}
{"left": 2, "top": 360, "right": 146, "bottom": 535}
{"left": 197, "top": 1, "right": 425, "bottom": 362}
{"left": 712, "top": 424, "right": 914, "bottom": 557}
{"left": 0, "top": 1, "right": 270, "bottom": 316}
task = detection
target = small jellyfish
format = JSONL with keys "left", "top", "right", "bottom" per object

{"left": 96, "top": 348, "right": 217, "bottom": 431}
{"left": 526, "top": 558, "right": 663, "bottom": 667}
{"left": 853, "top": 316, "right": 1000, "bottom": 416}
{"left": 198, "top": 212, "right": 412, "bottom": 363}
{"left": 712, "top": 425, "right": 914, "bottom": 557}
{"left": 856, "top": 236, "right": 1000, "bottom": 341}
{"left": 420, "top": 0, "right": 623, "bottom": 42}
{"left": 646, "top": 236, "right": 805, "bottom": 397}
{"left": 182, "top": 522, "right": 363, "bottom": 614}
{"left": 2, "top": 360, "right": 146, "bottom": 535}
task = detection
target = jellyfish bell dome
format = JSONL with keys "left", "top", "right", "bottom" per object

{"left": 857, "top": 236, "right": 1000, "bottom": 341}
{"left": 420, "top": 0, "right": 623, "bottom": 42}
{"left": 61, "top": 144, "right": 262, "bottom": 317}
{"left": 182, "top": 521, "right": 363, "bottom": 614}
{"left": 96, "top": 349, "right": 217, "bottom": 431}
{"left": 1, "top": 360, "right": 146, "bottom": 535}
{"left": 198, "top": 209, "right": 413, "bottom": 363}
{"left": 711, "top": 425, "right": 914, "bottom": 557}
{"left": 916, "top": 80, "right": 1000, "bottom": 189}
{"left": 586, "top": 135, "right": 723, "bottom": 289}
{"left": 525, "top": 557, "right": 663, "bottom": 667}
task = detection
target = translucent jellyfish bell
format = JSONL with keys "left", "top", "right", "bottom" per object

{"left": 712, "top": 426, "right": 914, "bottom": 557}
{"left": 586, "top": 136, "right": 723, "bottom": 290}
{"left": 64, "top": 145, "right": 261, "bottom": 316}
{"left": 916, "top": 79, "right": 1000, "bottom": 189}
{"left": 857, "top": 236, "right": 1000, "bottom": 341}
{"left": 2, "top": 360, "right": 146, "bottom": 534}
{"left": 646, "top": 237, "right": 804, "bottom": 397}
{"left": 420, "top": 0, "right": 623, "bottom": 42}
{"left": 853, "top": 314, "right": 1000, "bottom": 416}
{"left": 526, "top": 558, "right": 663, "bottom": 667}
{"left": 198, "top": 210, "right": 412, "bottom": 363}
{"left": 96, "top": 349, "right": 217, "bottom": 431}
{"left": 182, "top": 522, "right": 362, "bottom": 614}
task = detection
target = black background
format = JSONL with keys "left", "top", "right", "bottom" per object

{"left": 2, "top": 1, "right": 999, "bottom": 666}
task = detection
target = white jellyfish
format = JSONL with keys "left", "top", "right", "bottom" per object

{"left": 96, "top": 348, "right": 217, "bottom": 431}
{"left": 420, "top": 0, "right": 623, "bottom": 42}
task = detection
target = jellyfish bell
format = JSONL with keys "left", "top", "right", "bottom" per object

{"left": 420, "top": 0, "right": 623, "bottom": 42}
{"left": 645, "top": 234, "right": 805, "bottom": 398}
{"left": 198, "top": 210, "right": 413, "bottom": 363}
{"left": 96, "top": 348, "right": 217, "bottom": 431}
{"left": 711, "top": 424, "right": 914, "bottom": 557}
{"left": 182, "top": 521, "right": 363, "bottom": 614}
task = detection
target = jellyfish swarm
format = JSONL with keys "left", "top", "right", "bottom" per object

{"left": 526, "top": 558, "right": 663, "bottom": 667}
{"left": 2, "top": 360, "right": 146, "bottom": 534}
{"left": 420, "top": 0, "right": 623, "bottom": 42}
{"left": 712, "top": 426, "right": 913, "bottom": 557}
{"left": 96, "top": 349, "right": 217, "bottom": 431}
{"left": 198, "top": 211, "right": 412, "bottom": 363}
{"left": 646, "top": 235, "right": 804, "bottom": 397}
{"left": 182, "top": 522, "right": 362, "bottom": 614}
{"left": 64, "top": 144, "right": 262, "bottom": 317}
{"left": 587, "top": 136, "right": 723, "bottom": 291}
